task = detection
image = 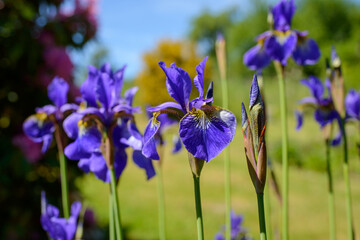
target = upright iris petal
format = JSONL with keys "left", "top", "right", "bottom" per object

{"left": 47, "top": 77, "right": 69, "bottom": 108}
{"left": 159, "top": 61, "right": 192, "bottom": 112}
{"left": 194, "top": 56, "right": 208, "bottom": 98}
{"left": 272, "top": 0, "right": 296, "bottom": 31}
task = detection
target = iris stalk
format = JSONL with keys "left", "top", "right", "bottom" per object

{"left": 109, "top": 195, "right": 115, "bottom": 240}
{"left": 264, "top": 181, "right": 272, "bottom": 240}
{"left": 257, "top": 193, "right": 267, "bottom": 240}
{"left": 216, "top": 34, "right": 231, "bottom": 240}
{"left": 340, "top": 118, "right": 354, "bottom": 240}
{"left": 54, "top": 125, "right": 70, "bottom": 219}
{"left": 156, "top": 147, "right": 166, "bottom": 240}
{"left": 193, "top": 174, "right": 204, "bottom": 240}
{"left": 325, "top": 139, "right": 336, "bottom": 240}
{"left": 274, "top": 61, "right": 289, "bottom": 240}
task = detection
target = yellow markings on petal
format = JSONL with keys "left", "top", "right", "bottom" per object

{"left": 273, "top": 30, "right": 293, "bottom": 44}
{"left": 35, "top": 112, "right": 48, "bottom": 122}
{"left": 189, "top": 107, "right": 211, "bottom": 130}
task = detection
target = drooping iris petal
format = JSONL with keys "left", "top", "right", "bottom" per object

{"left": 292, "top": 37, "right": 320, "bottom": 65}
{"left": 159, "top": 61, "right": 192, "bottom": 112}
{"left": 147, "top": 102, "right": 183, "bottom": 112}
{"left": 81, "top": 65, "right": 98, "bottom": 107}
{"left": 272, "top": 0, "right": 296, "bottom": 31}
{"left": 78, "top": 159, "right": 91, "bottom": 173}
{"left": 96, "top": 73, "right": 112, "bottom": 109}
{"left": 133, "top": 150, "right": 156, "bottom": 180}
{"left": 47, "top": 76, "right": 69, "bottom": 108}
{"left": 60, "top": 103, "right": 79, "bottom": 113}
{"left": 36, "top": 105, "right": 57, "bottom": 116}
{"left": 331, "top": 130, "right": 342, "bottom": 146}
{"left": 41, "top": 134, "right": 53, "bottom": 153}
{"left": 114, "top": 148, "right": 128, "bottom": 180}
{"left": 63, "top": 112, "right": 83, "bottom": 139}
{"left": 179, "top": 106, "right": 234, "bottom": 162}
{"left": 295, "top": 110, "right": 303, "bottom": 130}
{"left": 298, "top": 96, "right": 317, "bottom": 106}
{"left": 265, "top": 31, "right": 297, "bottom": 65}
{"left": 89, "top": 152, "right": 108, "bottom": 182}
{"left": 300, "top": 76, "right": 324, "bottom": 101}
{"left": 194, "top": 56, "right": 208, "bottom": 97}
{"left": 172, "top": 135, "right": 182, "bottom": 153}
{"left": 142, "top": 117, "right": 161, "bottom": 160}
{"left": 23, "top": 113, "right": 54, "bottom": 146}
{"left": 345, "top": 89, "right": 360, "bottom": 120}
{"left": 314, "top": 109, "right": 339, "bottom": 128}
{"left": 64, "top": 124, "right": 102, "bottom": 160}
{"left": 243, "top": 44, "right": 271, "bottom": 71}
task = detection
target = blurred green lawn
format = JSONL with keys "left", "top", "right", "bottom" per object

{"left": 77, "top": 72, "right": 360, "bottom": 240}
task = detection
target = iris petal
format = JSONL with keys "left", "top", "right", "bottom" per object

{"left": 194, "top": 56, "right": 208, "bottom": 97}
{"left": 147, "top": 102, "right": 183, "bottom": 112}
{"left": 292, "top": 37, "right": 320, "bottom": 65}
{"left": 265, "top": 31, "right": 297, "bottom": 65}
{"left": 179, "top": 105, "right": 235, "bottom": 162}
{"left": 133, "top": 150, "right": 156, "bottom": 180}
{"left": 124, "top": 86, "right": 138, "bottom": 106}
{"left": 63, "top": 112, "right": 82, "bottom": 139}
{"left": 81, "top": 65, "right": 98, "bottom": 107}
{"left": 47, "top": 77, "right": 69, "bottom": 108}
{"left": 243, "top": 44, "right": 271, "bottom": 71}
{"left": 96, "top": 73, "right": 112, "bottom": 109}
{"left": 300, "top": 76, "right": 324, "bottom": 101}
{"left": 295, "top": 110, "right": 303, "bottom": 130}
{"left": 345, "top": 89, "right": 360, "bottom": 120}
{"left": 142, "top": 117, "right": 160, "bottom": 160}
{"left": 272, "top": 0, "right": 296, "bottom": 31}
{"left": 172, "top": 135, "right": 182, "bottom": 153}
{"left": 159, "top": 61, "right": 192, "bottom": 112}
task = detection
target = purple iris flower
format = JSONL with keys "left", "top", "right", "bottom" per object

{"left": 41, "top": 192, "right": 81, "bottom": 240}
{"left": 345, "top": 89, "right": 360, "bottom": 121}
{"left": 243, "top": 0, "right": 320, "bottom": 70}
{"left": 142, "top": 57, "right": 236, "bottom": 162}
{"left": 23, "top": 77, "right": 77, "bottom": 153}
{"left": 63, "top": 63, "right": 155, "bottom": 182}
{"left": 296, "top": 76, "right": 342, "bottom": 145}
{"left": 214, "top": 211, "right": 252, "bottom": 240}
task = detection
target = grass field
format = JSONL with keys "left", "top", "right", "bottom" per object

{"left": 77, "top": 71, "right": 360, "bottom": 239}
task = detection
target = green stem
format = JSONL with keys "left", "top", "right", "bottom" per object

{"left": 325, "top": 139, "right": 336, "bottom": 240}
{"left": 54, "top": 126, "right": 69, "bottom": 219}
{"left": 219, "top": 50, "right": 231, "bottom": 240}
{"left": 109, "top": 196, "right": 115, "bottom": 240}
{"left": 110, "top": 169, "right": 123, "bottom": 240}
{"left": 264, "top": 183, "right": 272, "bottom": 240}
{"left": 193, "top": 175, "right": 204, "bottom": 240}
{"left": 340, "top": 119, "right": 354, "bottom": 240}
{"left": 275, "top": 62, "right": 289, "bottom": 240}
{"left": 156, "top": 161, "right": 166, "bottom": 240}
{"left": 257, "top": 193, "right": 267, "bottom": 240}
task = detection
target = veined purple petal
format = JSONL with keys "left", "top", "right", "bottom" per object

{"left": 249, "top": 74, "right": 263, "bottom": 109}
{"left": 96, "top": 73, "right": 112, "bottom": 109}
{"left": 47, "top": 77, "right": 69, "bottom": 108}
{"left": 292, "top": 37, "right": 320, "bottom": 65}
{"left": 295, "top": 110, "right": 303, "bottom": 130}
{"left": 124, "top": 86, "right": 138, "bottom": 106}
{"left": 179, "top": 105, "right": 235, "bottom": 162}
{"left": 100, "top": 62, "right": 113, "bottom": 75}
{"left": 345, "top": 89, "right": 360, "bottom": 120}
{"left": 300, "top": 76, "right": 324, "bottom": 101}
{"left": 206, "top": 81, "right": 214, "bottom": 101}
{"left": 133, "top": 150, "right": 156, "bottom": 180}
{"left": 194, "top": 57, "right": 208, "bottom": 97}
{"left": 159, "top": 61, "right": 192, "bottom": 112}
{"left": 147, "top": 102, "right": 183, "bottom": 112}
{"left": 265, "top": 31, "right": 297, "bottom": 65}
{"left": 172, "top": 135, "right": 182, "bottom": 153}
{"left": 272, "top": 0, "right": 296, "bottom": 31}
{"left": 243, "top": 44, "right": 271, "bottom": 71}
{"left": 142, "top": 117, "right": 161, "bottom": 160}
{"left": 64, "top": 123, "right": 102, "bottom": 160}
{"left": 81, "top": 65, "right": 98, "bottom": 107}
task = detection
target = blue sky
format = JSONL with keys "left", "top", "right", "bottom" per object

{"left": 87, "top": 0, "right": 252, "bottom": 78}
